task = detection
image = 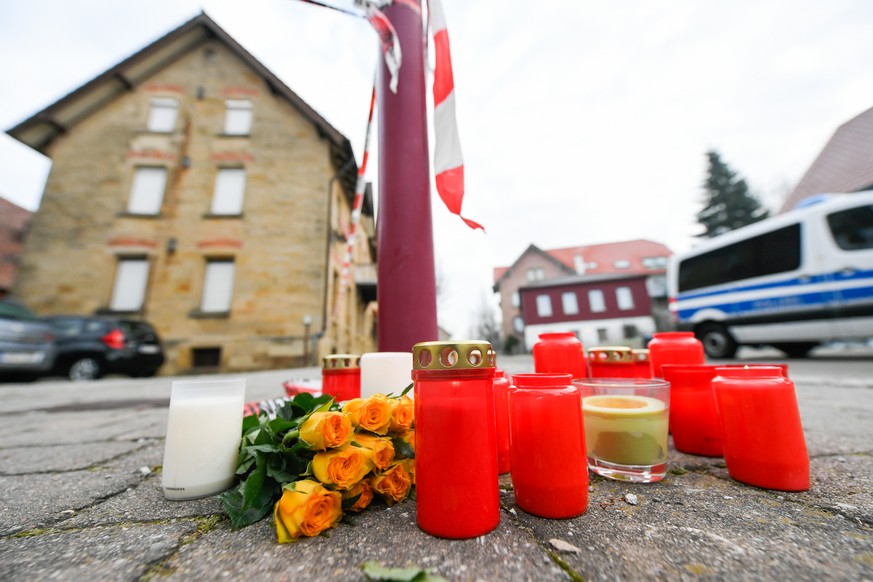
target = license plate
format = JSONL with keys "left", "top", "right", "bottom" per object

{"left": 137, "top": 345, "right": 160, "bottom": 354}
{"left": 0, "top": 351, "right": 45, "bottom": 364}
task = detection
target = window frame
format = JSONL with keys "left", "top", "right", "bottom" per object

{"left": 109, "top": 257, "right": 150, "bottom": 313}
{"left": 199, "top": 259, "right": 236, "bottom": 315}
{"left": 223, "top": 99, "right": 253, "bottom": 135}
{"left": 536, "top": 294, "right": 553, "bottom": 317}
{"left": 561, "top": 291, "right": 579, "bottom": 315}
{"left": 210, "top": 167, "right": 247, "bottom": 216}
{"left": 588, "top": 289, "right": 606, "bottom": 313}
{"left": 127, "top": 166, "right": 168, "bottom": 216}
{"left": 146, "top": 97, "right": 179, "bottom": 133}
{"left": 616, "top": 286, "right": 635, "bottom": 310}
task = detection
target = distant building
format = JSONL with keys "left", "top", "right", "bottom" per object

{"left": 782, "top": 105, "right": 873, "bottom": 211}
{"left": 0, "top": 197, "right": 32, "bottom": 297}
{"left": 493, "top": 239, "right": 672, "bottom": 351}
{"left": 6, "top": 13, "right": 377, "bottom": 374}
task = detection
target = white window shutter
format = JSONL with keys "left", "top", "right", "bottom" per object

{"left": 201, "top": 261, "right": 235, "bottom": 312}
{"left": 110, "top": 259, "right": 149, "bottom": 311}
{"left": 147, "top": 98, "right": 178, "bottom": 132}
{"left": 224, "top": 100, "right": 253, "bottom": 135}
{"left": 128, "top": 167, "right": 167, "bottom": 215}
{"left": 211, "top": 169, "right": 246, "bottom": 215}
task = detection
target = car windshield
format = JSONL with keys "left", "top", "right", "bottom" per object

{"left": 0, "top": 299, "right": 38, "bottom": 321}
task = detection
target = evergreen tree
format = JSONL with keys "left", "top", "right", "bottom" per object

{"left": 696, "top": 150, "right": 770, "bottom": 238}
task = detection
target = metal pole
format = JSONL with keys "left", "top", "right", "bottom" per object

{"left": 376, "top": 0, "right": 438, "bottom": 351}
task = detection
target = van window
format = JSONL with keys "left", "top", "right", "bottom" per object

{"left": 678, "top": 224, "right": 801, "bottom": 293}
{"left": 827, "top": 204, "right": 873, "bottom": 251}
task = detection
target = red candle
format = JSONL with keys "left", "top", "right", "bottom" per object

{"left": 648, "top": 332, "right": 705, "bottom": 378}
{"left": 660, "top": 364, "right": 723, "bottom": 456}
{"left": 508, "top": 373, "right": 588, "bottom": 518}
{"left": 631, "top": 349, "right": 652, "bottom": 379}
{"left": 320, "top": 354, "right": 361, "bottom": 402}
{"left": 493, "top": 369, "right": 511, "bottom": 475}
{"left": 413, "top": 341, "right": 499, "bottom": 538}
{"left": 712, "top": 366, "right": 809, "bottom": 491}
{"left": 533, "top": 332, "right": 588, "bottom": 379}
{"left": 588, "top": 346, "right": 636, "bottom": 378}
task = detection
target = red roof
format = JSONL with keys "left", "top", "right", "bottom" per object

{"left": 493, "top": 239, "right": 672, "bottom": 285}
{"left": 782, "top": 104, "right": 873, "bottom": 211}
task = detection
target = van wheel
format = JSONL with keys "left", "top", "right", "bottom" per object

{"left": 773, "top": 343, "right": 817, "bottom": 358}
{"left": 697, "top": 324, "right": 738, "bottom": 359}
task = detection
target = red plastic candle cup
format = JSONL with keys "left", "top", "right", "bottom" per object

{"left": 413, "top": 341, "right": 499, "bottom": 538}
{"left": 631, "top": 349, "right": 652, "bottom": 379}
{"left": 575, "top": 378, "right": 670, "bottom": 483}
{"left": 532, "top": 332, "right": 588, "bottom": 379}
{"left": 508, "top": 373, "right": 588, "bottom": 518}
{"left": 712, "top": 366, "right": 809, "bottom": 491}
{"left": 588, "top": 346, "right": 636, "bottom": 378}
{"left": 660, "top": 364, "right": 723, "bottom": 456}
{"left": 493, "top": 369, "right": 511, "bottom": 475}
{"left": 320, "top": 354, "right": 361, "bottom": 402}
{"left": 648, "top": 332, "right": 705, "bottom": 378}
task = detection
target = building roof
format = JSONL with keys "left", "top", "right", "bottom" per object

{"left": 493, "top": 239, "right": 672, "bottom": 290}
{"left": 520, "top": 271, "right": 647, "bottom": 290}
{"left": 781, "top": 104, "right": 873, "bottom": 211}
{"left": 6, "top": 12, "right": 362, "bottom": 207}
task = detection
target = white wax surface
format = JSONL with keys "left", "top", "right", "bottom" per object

{"left": 360, "top": 352, "right": 413, "bottom": 398}
{"left": 162, "top": 380, "right": 245, "bottom": 500}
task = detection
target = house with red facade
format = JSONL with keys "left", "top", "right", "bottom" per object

{"left": 493, "top": 239, "right": 671, "bottom": 351}
{"left": 0, "top": 197, "right": 32, "bottom": 297}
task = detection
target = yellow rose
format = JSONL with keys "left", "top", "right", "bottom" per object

{"left": 352, "top": 432, "right": 395, "bottom": 470}
{"left": 298, "top": 411, "right": 352, "bottom": 450}
{"left": 398, "top": 458, "right": 415, "bottom": 485}
{"left": 342, "top": 479, "right": 374, "bottom": 513}
{"left": 388, "top": 395, "right": 414, "bottom": 433}
{"left": 343, "top": 394, "right": 392, "bottom": 435}
{"left": 370, "top": 462, "right": 413, "bottom": 505}
{"left": 274, "top": 479, "right": 342, "bottom": 543}
{"left": 311, "top": 445, "right": 374, "bottom": 490}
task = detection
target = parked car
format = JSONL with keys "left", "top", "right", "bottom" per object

{"left": 0, "top": 297, "right": 56, "bottom": 380}
{"left": 44, "top": 315, "right": 165, "bottom": 381}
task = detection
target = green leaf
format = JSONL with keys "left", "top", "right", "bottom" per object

{"left": 244, "top": 444, "right": 282, "bottom": 454}
{"left": 400, "top": 383, "right": 414, "bottom": 397}
{"left": 361, "top": 561, "right": 448, "bottom": 582}
{"left": 341, "top": 492, "right": 362, "bottom": 510}
{"left": 391, "top": 437, "right": 415, "bottom": 460}
{"left": 242, "top": 414, "right": 260, "bottom": 433}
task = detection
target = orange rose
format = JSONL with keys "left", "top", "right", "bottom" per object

{"left": 388, "top": 395, "right": 414, "bottom": 433}
{"left": 398, "top": 458, "right": 415, "bottom": 485}
{"left": 311, "top": 445, "right": 374, "bottom": 490}
{"left": 343, "top": 394, "right": 392, "bottom": 435}
{"left": 370, "top": 462, "right": 413, "bottom": 505}
{"left": 298, "top": 411, "right": 352, "bottom": 450}
{"left": 352, "top": 432, "right": 395, "bottom": 470}
{"left": 342, "top": 479, "right": 374, "bottom": 513}
{"left": 274, "top": 479, "right": 342, "bottom": 543}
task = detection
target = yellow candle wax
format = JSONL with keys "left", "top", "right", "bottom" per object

{"left": 582, "top": 394, "right": 668, "bottom": 466}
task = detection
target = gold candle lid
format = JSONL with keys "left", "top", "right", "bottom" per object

{"left": 322, "top": 354, "right": 361, "bottom": 370}
{"left": 631, "top": 348, "right": 650, "bottom": 363}
{"left": 413, "top": 340, "right": 495, "bottom": 370}
{"left": 588, "top": 346, "right": 633, "bottom": 364}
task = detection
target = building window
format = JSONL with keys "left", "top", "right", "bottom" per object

{"left": 511, "top": 291, "right": 520, "bottom": 307}
{"left": 616, "top": 286, "right": 635, "bottom": 310}
{"left": 614, "top": 259, "right": 631, "bottom": 269}
{"left": 513, "top": 315, "right": 524, "bottom": 333}
{"left": 588, "top": 289, "right": 606, "bottom": 312}
{"left": 110, "top": 258, "right": 149, "bottom": 312}
{"left": 642, "top": 256, "right": 668, "bottom": 269}
{"left": 623, "top": 324, "right": 639, "bottom": 339}
{"left": 224, "top": 99, "right": 253, "bottom": 135}
{"left": 146, "top": 97, "right": 178, "bottom": 132}
{"left": 562, "top": 292, "right": 579, "bottom": 315}
{"left": 211, "top": 168, "right": 246, "bottom": 215}
{"left": 597, "top": 328, "right": 608, "bottom": 343}
{"left": 536, "top": 294, "right": 553, "bottom": 317}
{"left": 192, "top": 347, "right": 222, "bottom": 368}
{"left": 574, "top": 254, "right": 586, "bottom": 274}
{"left": 201, "top": 259, "right": 235, "bottom": 313}
{"left": 526, "top": 267, "right": 545, "bottom": 282}
{"left": 127, "top": 167, "right": 167, "bottom": 215}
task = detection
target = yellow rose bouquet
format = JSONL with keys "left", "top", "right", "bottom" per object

{"left": 220, "top": 387, "right": 415, "bottom": 543}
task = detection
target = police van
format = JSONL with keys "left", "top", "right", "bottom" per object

{"left": 668, "top": 191, "right": 873, "bottom": 358}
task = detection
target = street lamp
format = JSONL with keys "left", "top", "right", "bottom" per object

{"left": 303, "top": 314, "right": 313, "bottom": 366}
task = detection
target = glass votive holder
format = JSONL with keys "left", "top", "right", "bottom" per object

{"left": 162, "top": 378, "right": 246, "bottom": 500}
{"left": 588, "top": 346, "right": 636, "bottom": 378}
{"left": 360, "top": 351, "right": 413, "bottom": 398}
{"left": 321, "top": 354, "right": 361, "bottom": 402}
{"left": 532, "top": 332, "right": 588, "bottom": 379}
{"left": 712, "top": 366, "right": 809, "bottom": 491}
{"left": 647, "top": 332, "right": 704, "bottom": 378}
{"left": 509, "top": 373, "right": 588, "bottom": 518}
{"left": 575, "top": 378, "right": 670, "bottom": 483}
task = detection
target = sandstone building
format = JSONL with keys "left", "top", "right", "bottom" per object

{"left": 7, "top": 13, "right": 377, "bottom": 375}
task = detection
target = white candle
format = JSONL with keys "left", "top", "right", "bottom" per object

{"left": 360, "top": 352, "right": 413, "bottom": 398}
{"left": 161, "top": 378, "right": 246, "bottom": 500}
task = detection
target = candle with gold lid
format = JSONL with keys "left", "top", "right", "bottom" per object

{"left": 588, "top": 346, "right": 635, "bottom": 378}
{"left": 321, "top": 354, "right": 361, "bottom": 402}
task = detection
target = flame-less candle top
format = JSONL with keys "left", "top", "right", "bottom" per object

{"left": 412, "top": 340, "right": 495, "bottom": 371}
{"left": 588, "top": 346, "right": 633, "bottom": 364}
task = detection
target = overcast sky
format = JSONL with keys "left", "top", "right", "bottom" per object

{"left": 3, "top": 1, "right": 873, "bottom": 336}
